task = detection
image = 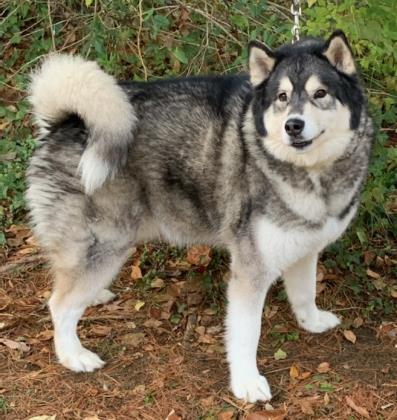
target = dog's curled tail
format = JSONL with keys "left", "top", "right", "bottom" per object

{"left": 29, "top": 54, "right": 136, "bottom": 194}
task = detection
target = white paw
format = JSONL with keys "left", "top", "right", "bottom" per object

{"left": 91, "top": 289, "right": 116, "bottom": 306}
{"left": 231, "top": 373, "right": 272, "bottom": 403}
{"left": 299, "top": 309, "right": 340, "bottom": 333}
{"left": 58, "top": 347, "right": 105, "bottom": 372}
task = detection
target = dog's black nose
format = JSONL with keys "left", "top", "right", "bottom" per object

{"left": 285, "top": 118, "right": 305, "bottom": 137}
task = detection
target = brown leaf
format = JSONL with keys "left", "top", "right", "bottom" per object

{"left": 166, "top": 409, "right": 181, "bottom": 420}
{"left": 323, "top": 392, "right": 330, "bottom": 405}
{"left": 16, "top": 247, "right": 37, "bottom": 256}
{"left": 186, "top": 245, "right": 211, "bottom": 266}
{"left": 363, "top": 251, "right": 375, "bottom": 265}
{"left": 90, "top": 325, "right": 112, "bottom": 337}
{"left": 131, "top": 265, "right": 142, "bottom": 280}
{"left": 143, "top": 319, "right": 162, "bottom": 329}
{"left": 353, "top": 317, "right": 364, "bottom": 328}
{"left": 298, "top": 371, "right": 311, "bottom": 380}
{"left": 200, "top": 396, "right": 214, "bottom": 408}
{"left": 217, "top": 410, "right": 234, "bottom": 420}
{"left": 245, "top": 409, "right": 286, "bottom": 420}
{"left": 366, "top": 268, "right": 380, "bottom": 279}
{"left": 289, "top": 364, "right": 300, "bottom": 379}
{"left": 0, "top": 338, "right": 30, "bottom": 352}
{"left": 317, "top": 362, "right": 330, "bottom": 373}
{"left": 343, "top": 330, "right": 357, "bottom": 344}
{"left": 300, "top": 400, "right": 314, "bottom": 415}
{"left": 345, "top": 396, "right": 370, "bottom": 419}
{"left": 122, "top": 332, "right": 145, "bottom": 347}
{"left": 37, "top": 330, "right": 54, "bottom": 341}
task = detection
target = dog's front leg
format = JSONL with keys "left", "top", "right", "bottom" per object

{"left": 283, "top": 253, "right": 340, "bottom": 333}
{"left": 225, "top": 272, "right": 272, "bottom": 403}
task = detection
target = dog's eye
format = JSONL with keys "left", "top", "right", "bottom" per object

{"left": 314, "top": 89, "right": 327, "bottom": 99}
{"left": 278, "top": 92, "right": 288, "bottom": 102}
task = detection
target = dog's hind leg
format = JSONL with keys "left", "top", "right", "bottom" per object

{"left": 90, "top": 288, "right": 116, "bottom": 306}
{"left": 48, "top": 247, "right": 131, "bottom": 372}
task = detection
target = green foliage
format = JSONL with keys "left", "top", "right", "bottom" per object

{"left": 0, "top": 1, "right": 396, "bottom": 315}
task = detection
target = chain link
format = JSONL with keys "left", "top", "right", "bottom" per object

{"left": 291, "top": 0, "right": 301, "bottom": 43}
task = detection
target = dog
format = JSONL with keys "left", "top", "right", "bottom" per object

{"left": 26, "top": 30, "right": 373, "bottom": 402}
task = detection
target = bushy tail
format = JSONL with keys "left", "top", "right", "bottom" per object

{"left": 29, "top": 54, "right": 137, "bottom": 194}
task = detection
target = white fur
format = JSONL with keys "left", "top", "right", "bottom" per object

{"left": 226, "top": 275, "right": 272, "bottom": 402}
{"left": 256, "top": 210, "right": 355, "bottom": 272}
{"left": 49, "top": 295, "right": 105, "bottom": 372}
{"left": 78, "top": 147, "right": 110, "bottom": 195}
{"left": 29, "top": 54, "right": 136, "bottom": 193}
{"left": 91, "top": 289, "right": 116, "bottom": 306}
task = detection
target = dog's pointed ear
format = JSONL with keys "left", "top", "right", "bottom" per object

{"left": 248, "top": 41, "right": 275, "bottom": 87}
{"left": 323, "top": 30, "right": 356, "bottom": 75}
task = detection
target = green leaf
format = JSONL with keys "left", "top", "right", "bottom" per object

{"left": 230, "top": 15, "right": 249, "bottom": 29}
{"left": 356, "top": 228, "right": 367, "bottom": 245}
{"left": 319, "top": 382, "right": 335, "bottom": 392}
{"left": 173, "top": 48, "right": 188, "bottom": 64}
{"left": 85, "top": 0, "right": 93, "bottom": 7}
{"left": 274, "top": 348, "right": 287, "bottom": 360}
{"left": 307, "top": 0, "right": 317, "bottom": 7}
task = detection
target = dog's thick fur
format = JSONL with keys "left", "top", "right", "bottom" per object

{"left": 27, "top": 31, "right": 373, "bottom": 402}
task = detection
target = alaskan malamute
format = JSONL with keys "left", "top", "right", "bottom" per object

{"left": 27, "top": 30, "right": 373, "bottom": 402}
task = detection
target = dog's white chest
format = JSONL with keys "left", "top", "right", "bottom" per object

{"left": 255, "top": 211, "right": 354, "bottom": 273}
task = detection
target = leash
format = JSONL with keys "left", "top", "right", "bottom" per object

{"left": 291, "top": 0, "right": 302, "bottom": 43}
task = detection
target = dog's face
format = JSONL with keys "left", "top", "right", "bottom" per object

{"left": 249, "top": 31, "right": 363, "bottom": 168}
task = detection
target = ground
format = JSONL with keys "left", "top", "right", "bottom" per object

{"left": 0, "top": 228, "right": 396, "bottom": 420}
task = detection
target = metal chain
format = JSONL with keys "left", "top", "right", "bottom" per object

{"left": 291, "top": 0, "right": 301, "bottom": 43}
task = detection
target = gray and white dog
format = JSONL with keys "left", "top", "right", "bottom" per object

{"left": 27, "top": 30, "right": 372, "bottom": 402}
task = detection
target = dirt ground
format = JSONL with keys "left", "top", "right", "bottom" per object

{"left": 1, "top": 228, "right": 396, "bottom": 420}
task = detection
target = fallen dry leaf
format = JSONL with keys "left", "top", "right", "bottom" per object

{"left": 300, "top": 400, "right": 314, "bottom": 415}
{"left": 289, "top": 364, "right": 300, "bottom": 379}
{"left": 83, "top": 416, "right": 101, "bottom": 420}
{"left": 0, "top": 338, "right": 30, "bottom": 352}
{"left": 122, "top": 332, "right": 145, "bottom": 347}
{"left": 186, "top": 245, "right": 211, "bottom": 266}
{"left": 324, "top": 392, "right": 330, "bottom": 405}
{"left": 298, "top": 371, "right": 311, "bottom": 380}
{"left": 90, "top": 325, "right": 112, "bottom": 337}
{"left": 143, "top": 319, "right": 162, "bottom": 328}
{"left": 165, "top": 409, "right": 182, "bottom": 420}
{"left": 134, "top": 300, "right": 145, "bottom": 311}
{"left": 366, "top": 268, "right": 380, "bottom": 279}
{"left": 343, "top": 330, "right": 357, "bottom": 344}
{"left": 200, "top": 395, "right": 215, "bottom": 408}
{"left": 353, "top": 317, "right": 364, "bottom": 328}
{"left": 217, "top": 410, "right": 234, "bottom": 420}
{"left": 131, "top": 265, "right": 142, "bottom": 280}
{"left": 28, "top": 416, "right": 56, "bottom": 420}
{"left": 345, "top": 396, "right": 370, "bottom": 418}
{"left": 245, "top": 408, "right": 286, "bottom": 420}
{"left": 317, "top": 362, "right": 331, "bottom": 373}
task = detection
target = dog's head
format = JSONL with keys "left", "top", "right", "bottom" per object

{"left": 248, "top": 30, "right": 363, "bottom": 168}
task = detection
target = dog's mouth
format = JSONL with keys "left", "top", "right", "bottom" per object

{"left": 290, "top": 130, "right": 325, "bottom": 150}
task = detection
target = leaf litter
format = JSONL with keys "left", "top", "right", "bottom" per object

{"left": 1, "top": 228, "right": 396, "bottom": 419}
